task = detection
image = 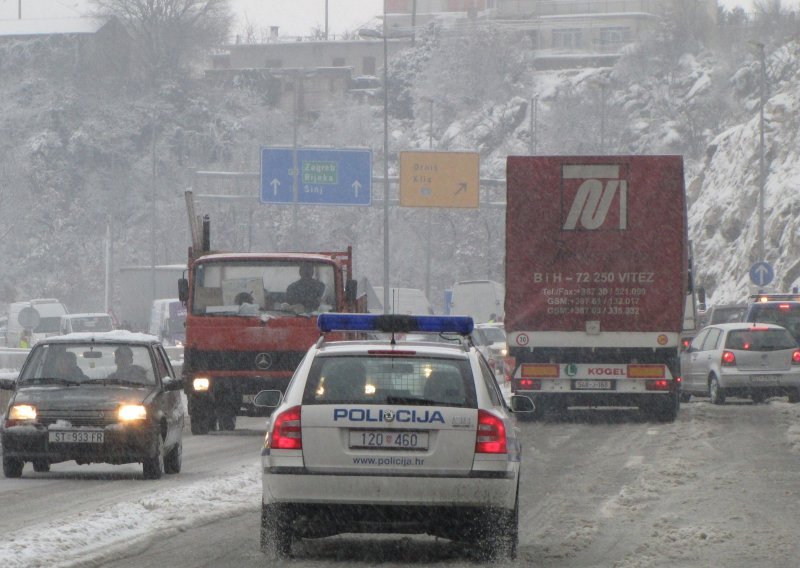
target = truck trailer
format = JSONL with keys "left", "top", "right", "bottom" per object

{"left": 505, "top": 156, "right": 688, "bottom": 422}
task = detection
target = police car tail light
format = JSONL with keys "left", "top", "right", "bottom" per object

{"left": 475, "top": 410, "right": 507, "bottom": 454}
{"left": 721, "top": 351, "right": 736, "bottom": 366}
{"left": 270, "top": 405, "right": 302, "bottom": 450}
{"left": 792, "top": 350, "right": 800, "bottom": 365}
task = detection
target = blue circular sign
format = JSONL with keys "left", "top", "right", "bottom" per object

{"left": 749, "top": 261, "right": 774, "bottom": 287}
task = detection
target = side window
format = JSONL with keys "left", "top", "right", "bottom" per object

{"left": 153, "top": 347, "right": 172, "bottom": 381}
{"left": 701, "top": 328, "right": 722, "bottom": 351}
{"left": 691, "top": 328, "right": 709, "bottom": 350}
{"left": 478, "top": 357, "right": 503, "bottom": 407}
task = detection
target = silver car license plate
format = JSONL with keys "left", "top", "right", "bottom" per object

{"left": 750, "top": 374, "right": 779, "bottom": 384}
{"left": 349, "top": 430, "right": 429, "bottom": 450}
{"left": 49, "top": 430, "right": 104, "bottom": 443}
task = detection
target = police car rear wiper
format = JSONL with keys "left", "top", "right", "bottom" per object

{"left": 386, "top": 395, "right": 439, "bottom": 406}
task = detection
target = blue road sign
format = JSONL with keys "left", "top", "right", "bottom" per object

{"left": 749, "top": 261, "right": 774, "bottom": 287}
{"left": 260, "top": 147, "right": 372, "bottom": 206}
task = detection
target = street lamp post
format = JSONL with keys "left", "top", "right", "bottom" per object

{"left": 381, "top": 0, "right": 390, "bottom": 314}
{"left": 359, "top": 5, "right": 391, "bottom": 314}
{"left": 756, "top": 42, "right": 766, "bottom": 262}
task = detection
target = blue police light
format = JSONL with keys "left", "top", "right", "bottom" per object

{"left": 317, "top": 313, "right": 474, "bottom": 335}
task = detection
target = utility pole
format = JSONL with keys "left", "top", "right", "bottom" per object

{"left": 757, "top": 42, "right": 766, "bottom": 261}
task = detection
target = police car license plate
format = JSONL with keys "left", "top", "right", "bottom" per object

{"left": 573, "top": 380, "right": 613, "bottom": 390}
{"left": 49, "top": 430, "right": 104, "bottom": 443}
{"left": 349, "top": 430, "right": 429, "bottom": 450}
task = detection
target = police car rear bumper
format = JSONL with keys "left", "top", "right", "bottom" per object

{"left": 262, "top": 467, "right": 518, "bottom": 510}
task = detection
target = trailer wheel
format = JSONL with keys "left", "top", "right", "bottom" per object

{"left": 645, "top": 393, "right": 679, "bottom": 423}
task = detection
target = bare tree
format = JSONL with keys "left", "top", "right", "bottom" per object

{"left": 90, "top": 0, "right": 234, "bottom": 88}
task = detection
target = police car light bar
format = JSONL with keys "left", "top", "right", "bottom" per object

{"left": 317, "top": 313, "right": 474, "bottom": 335}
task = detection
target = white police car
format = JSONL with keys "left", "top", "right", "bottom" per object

{"left": 255, "top": 313, "right": 534, "bottom": 559}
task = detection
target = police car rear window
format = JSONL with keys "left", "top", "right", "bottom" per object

{"left": 302, "top": 356, "right": 477, "bottom": 408}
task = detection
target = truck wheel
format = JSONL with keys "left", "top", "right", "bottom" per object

{"left": 32, "top": 459, "right": 50, "bottom": 473}
{"left": 709, "top": 376, "right": 725, "bottom": 405}
{"left": 3, "top": 456, "right": 24, "bottom": 478}
{"left": 751, "top": 391, "right": 766, "bottom": 404}
{"left": 218, "top": 410, "right": 237, "bottom": 431}
{"left": 190, "top": 406, "right": 215, "bottom": 435}
{"left": 788, "top": 389, "right": 800, "bottom": 403}
{"left": 679, "top": 391, "right": 691, "bottom": 403}
{"left": 260, "top": 503, "right": 293, "bottom": 558}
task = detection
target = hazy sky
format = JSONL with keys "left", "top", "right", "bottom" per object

{"left": 0, "top": 0, "right": 383, "bottom": 37}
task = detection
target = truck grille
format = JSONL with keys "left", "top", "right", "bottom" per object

{"left": 184, "top": 348, "right": 306, "bottom": 373}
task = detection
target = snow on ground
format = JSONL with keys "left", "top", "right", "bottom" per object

{"left": 1, "top": 463, "right": 261, "bottom": 568}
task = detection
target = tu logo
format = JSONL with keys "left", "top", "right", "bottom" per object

{"left": 562, "top": 165, "right": 627, "bottom": 231}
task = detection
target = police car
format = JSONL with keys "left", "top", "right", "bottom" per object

{"left": 255, "top": 313, "right": 534, "bottom": 559}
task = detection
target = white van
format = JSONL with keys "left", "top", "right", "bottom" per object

{"left": 59, "top": 313, "right": 115, "bottom": 335}
{"left": 149, "top": 299, "right": 186, "bottom": 346}
{"left": 6, "top": 299, "right": 68, "bottom": 347}
{"left": 449, "top": 280, "right": 504, "bottom": 324}
{"left": 369, "top": 287, "right": 434, "bottom": 315}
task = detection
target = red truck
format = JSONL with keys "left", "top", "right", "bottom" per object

{"left": 505, "top": 156, "right": 689, "bottom": 422}
{"left": 178, "top": 212, "right": 361, "bottom": 434}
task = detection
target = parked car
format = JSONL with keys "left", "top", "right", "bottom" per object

{"left": 0, "top": 331, "right": 184, "bottom": 479}
{"left": 473, "top": 322, "right": 507, "bottom": 376}
{"left": 254, "top": 313, "right": 534, "bottom": 559}
{"left": 679, "top": 322, "right": 800, "bottom": 404}
{"left": 59, "top": 313, "right": 115, "bottom": 335}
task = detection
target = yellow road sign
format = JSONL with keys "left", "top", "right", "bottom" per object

{"left": 399, "top": 151, "right": 479, "bottom": 208}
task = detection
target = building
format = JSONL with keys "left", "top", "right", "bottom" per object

{"left": 0, "top": 17, "right": 130, "bottom": 80}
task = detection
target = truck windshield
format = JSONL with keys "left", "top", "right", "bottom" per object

{"left": 191, "top": 260, "right": 336, "bottom": 316}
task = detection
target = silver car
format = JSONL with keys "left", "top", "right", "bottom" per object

{"left": 679, "top": 323, "right": 800, "bottom": 404}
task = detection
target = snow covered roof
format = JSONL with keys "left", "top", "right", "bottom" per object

{"left": 0, "top": 17, "right": 108, "bottom": 38}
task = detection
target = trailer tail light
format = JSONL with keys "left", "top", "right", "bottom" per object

{"left": 516, "top": 378, "right": 541, "bottom": 390}
{"left": 645, "top": 379, "right": 671, "bottom": 391}
{"left": 270, "top": 405, "right": 302, "bottom": 450}
{"left": 721, "top": 351, "right": 736, "bottom": 366}
{"left": 475, "top": 410, "right": 507, "bottom": 454}
{"left": 793, "top": 350, "right": 800, "bottom": 365}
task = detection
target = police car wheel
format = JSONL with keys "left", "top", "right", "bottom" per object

{"left": 260, "top": 503, "right": 293, "bottom": 558}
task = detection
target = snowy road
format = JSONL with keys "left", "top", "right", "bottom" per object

{"left": 2, "top": 400, "right": 800, "bottom": 567}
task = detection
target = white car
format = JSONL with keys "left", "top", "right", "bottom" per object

{"left": 255, "top": 313, "right": 534, "bottom": 559}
